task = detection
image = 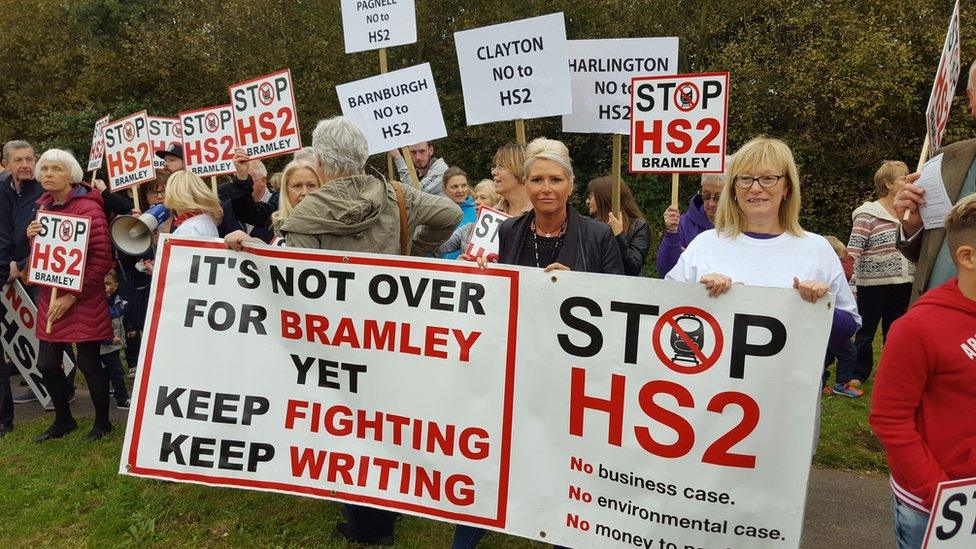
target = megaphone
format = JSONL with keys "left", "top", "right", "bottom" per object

{"left": 110, "top": 204, "right": 169, "bottom": 256}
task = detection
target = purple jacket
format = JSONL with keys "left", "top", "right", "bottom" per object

{"left": 656, "top": 194, "right": 713, "bottom": 277}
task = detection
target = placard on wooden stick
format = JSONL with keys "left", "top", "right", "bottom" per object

{"left": 103, "top": 111, "right": 157, "bottom": 192}
{"left": 229, "top": 69, "right": 302, "bottom": 161}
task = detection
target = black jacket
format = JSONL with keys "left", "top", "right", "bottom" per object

{"left": 498, "top": 206, "right": 624, "bottom": 274}
{"left": 617, "top": 218, "right": 650, "bottom": 276}
{"left": 0, "top": 174, "right": 43, "bottom": 280}
{"left": 218, "top": 176, "right": 278, "bottom": 243}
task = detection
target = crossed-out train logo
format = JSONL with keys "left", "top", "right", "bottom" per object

{"left": 674, "top": 81, "right": 699, "bottom": 112}
{"left": 123, "top": 121, "right": 135, "bottom": 142}
{"left": 58, "top": 220, "right": 75, "bottom": 242}
{"left": 652, "top": 306, "right": 723, "bottom": 375}
{"left": 173, "top": 122, "right": 183, "bottom": 138}
{"left": 259, "top": 82, "right": 275, "bottom": 106}
{"left": 205, "top": 112, "right": 220, "bottom": 133}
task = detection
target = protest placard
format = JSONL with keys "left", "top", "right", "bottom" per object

{"left": 562, "top": 38, "right": 679, "bottom": 135}
{"left": 87, "top": 115, "right": 110, "bottom": 172}
{"left": 180, "top": 105, "right": 236, "bottom": 177}
{"left": 454, "top": 13, "right": 572, "bottom": 126}
{"left": 148, "top": 116, "right": 182, "bottom": 170}
{"left": 340, "top": 0, "right": 417, "bottom": 54}
{"left": 122, "top": 236, "right": 831, "bottom": 549}
{"left": 923, "top": 476, "right": 976, "bottom": 548}
{"left": 103, "top": 111, "right": 156, "bottom": 191}
{"left": 630, "top": 72, "right": 729, "bottom": 175}
{"left": 463, "top": 206, "right": 510, "bottom": 261}
{"left": 0, "top": 280, "right": 76, "bottom": 408}
{"left": 229, "top": 69, "right": 302, "bottom": 161}
{"left": 28, "top": 211, "right": 90, "bottom": 293}
{"left": 925, "top": 0, "right": 961, "bottom": 153}
{"left": 336, "top": 63, "right": 447, "bottom": 155}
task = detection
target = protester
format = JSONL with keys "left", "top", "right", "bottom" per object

{"left": 666, "top": 137, "right": 859, "bottom": 347}
{"left": 164, "top": 171, "right": 223, "bottom": 237}
{"left": 100, "top": 271, "right": 129, "bottom": 409}
{"left": 0, "top": 140, "right": 42, "bottom": 426}
{"left": 847, "top": 161, "right": 916, "bottom": 386}
{"left": 491, "top": 143, "right": 531, "bottom": 216}
{"left": 472, "top": 179, "right": 500, "bottom": 208}
{"left": 895, "top": 59, "right": 976, "bottom": 303}
{"left": 870, "top": 194, "right": 976, "bottom": 549}
{"left": 390, "top": 141, "right": 448, "bottom": 196}
{"left": 268, "top": 172, "right": 281, "bottom": 193}
{"left": 26, "top": 149, "right": 114, "bottom": 442}
{"left": 657, "top": 173, "right": 722, "bottom": 276}
{"left": 224, "top": 159, "right": 323, "bottom": 250}
{"left": 218, "top": 150, "right": 275, "bottom": 242}
{"left": 586, "top": 176, "right": 650, "bottom": 276}
{"left": 154, "top": 143, "right": 184, "bottom": 173}
{"left": 278, "top": 116, "right": 460, "bottom": 545}
{"left": 823, "top": 235, "right": 860, "bottom": 397}
{"left": 439, "top": 167, "right": 476, "bottom": 259}
{"left": 293, "top": 146, "right": 316, "bottom": 164}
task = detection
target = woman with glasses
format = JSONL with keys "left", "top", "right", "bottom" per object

{"left": 657, "top": 173, "right": 723, "bottom": 277}
{"left": 666, "top": 137, "right": 859, "bottom": 349}
{"left": 586, "top": 176, "right": 650, "bottom": 276}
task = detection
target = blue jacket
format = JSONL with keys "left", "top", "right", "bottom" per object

{"left": 0, "top": 173, "right": 43, "bottom": 280}
{"left": 656, "top": 194, "right": 714, "bottom": 277}
{"left": 443, "top": 197, "right": 477, "bottom": 259}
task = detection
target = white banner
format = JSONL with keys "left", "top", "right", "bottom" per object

{"left": 630, "top": 72, "right": 729, "bottom": 174}
{"left": 337, "top": 63, "right": 447, "bottom": 155}
{"left": 230, "top": 69, "right": 302, "bottom": 161}
{"left": 925, "top": 0, "right": 961, "bottom": 152}
{"left": 180, "top": 105, "right": 236, "bottom": 177}
{"left": 463, "top": 206, "right": 510, "bottom": 261}
{"left": 103, "top": 111, "right": 156, "bottom": 191}
{"left": 28, "top": 212, "right": 90, "bottom": 292}
{"left": 340, "top": 0, "right": 417, "bottom": 54}
{"left": 87, "top": 115, "right": 110, "bottom": 172}
{"left": 454, "top": 13, "right": 572, "bottom": 125}
{"left": 0, "top": 280, "right": 76, "bottom": 408}
{"left": 562, "top": 38, "right": 679, "bottom": 135}
{"left": 122, "top": 236, "right": 830, "bottom": 549}
{"left": 924, "top": 476, "right": 976, "bottom": 548}
{"left": 148, "top": 117, "right": 183, "bottom": 170}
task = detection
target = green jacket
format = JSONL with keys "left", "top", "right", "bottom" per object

{"left": 280, "top": 174, "right": 461, "bottom": 255}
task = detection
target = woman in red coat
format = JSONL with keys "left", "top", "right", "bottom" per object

{"left": 26, "top": 149, "right": 114, "bottom": 442}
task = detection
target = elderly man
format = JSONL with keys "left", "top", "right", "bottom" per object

{"left": 154, "top": 143, "right": 185, "bottom": 173}
{"left": 896, "top": 59, "right": 976, "bottom": 302}
{"left": 219, "top": 149, "right": 276, "bottom": 242}
{"left": 655, "top": 172, "right": 724, "bottom": 276}
{"left": 280, "top": 117, "right": 459, "bottom": 544}
{"left": 389, "top": 140, "right": 449, "bottom": 197}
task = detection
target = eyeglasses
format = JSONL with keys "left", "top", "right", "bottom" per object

{"left": 149, "top": 188, "right": 165, "bottom": 197}
{"left": 699, "top": 193, "right": 721, "bottom": 203}
{"left": 733, "top": 174, "right": 785, "bottom": 189}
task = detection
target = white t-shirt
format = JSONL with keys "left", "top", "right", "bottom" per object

{"left": 665, "top": 229, "right": 861, "bottom": 325}
{"left": 173, "top": 214, "right": 219, "bottom": 238}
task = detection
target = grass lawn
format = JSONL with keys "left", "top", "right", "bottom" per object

{"left": 0, "top": 334, "right": 888, "bottom": 546}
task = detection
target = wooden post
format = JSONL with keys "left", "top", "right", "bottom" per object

{"left": 46, "top": 288, "right": 56, "bottom": 333}
{"left": 611, "top": 135, "right": 622, "bottom": 217}
{"left": 132, "top": 184, "right": 142, "bottom": 212}
{"left": 378, "top": 48, "right": 398, "bottom": 183}
{"left": 401, "top": 147, "right": 420, "bottom": 188}
{"left": 903, "top": 134, "right": 932, "bottom": 221}
{"left": 89, "top": 170, "right": 97, "bottom": 183}
{"left": 515, "top": 119, "right": 526, "bottom": 145}
{"left": 670, "top": 173, "right": 680, "bottom": 208}
{"left": 210, "top": 176, "right": 218, "bottom": 195}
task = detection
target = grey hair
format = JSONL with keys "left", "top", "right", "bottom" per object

{"left": 701, "top": 173, "right": 724, "bottom": 185}
{"left": 312, "top": 116, "right": 369, "bottom": 176}
{"left": 293, "top": 147, "right": 316, "bottom": 163}
{"left": 523, "top": 137, "right": 574, "bottom": 181}
{"left": 250, "top": 159, "right": 268, "bottom": 178}
{"left": 2, "top": 140, "right": 33, "bottom": 161}
{"left": 35, "top": 149, "right": 83, "bottom": 183}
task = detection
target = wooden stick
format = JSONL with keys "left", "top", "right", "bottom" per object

{"left": 210, "top": 176, "right": 218, "bottom": 195}
{"left": 46, "top": 288, "right": 56, "bottom": 333}
{"left": 378, "top": 47, "right": 388, "bottom": 73}
{"left": 903, "top": 134, "right": 932, "bottom": 221}
{"left": 401, "top": 147, "right": 420, "bottom": 189}
{"left": 378, "top": 48, "right": 399, "bottom": 182}
{"left": 90, "top": 169, "right": 97, "bottom": 183}
{"left": 611, "top": 134, "right": 622, "bottom": 217}
{"left": 132, "top": 183, "right": 142, "bottom": 212}
{"left": 670, "top": 173, "right": 680, "bottom": 208}
{"left": 515, "top": 119, "right": 526, "bottom": 145}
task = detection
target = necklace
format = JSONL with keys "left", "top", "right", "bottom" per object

{"left": 533, "top": 218, "right": 567, "bottom": 238}
{"left": 530, "top": 219, "right": 567, "bottom": 268}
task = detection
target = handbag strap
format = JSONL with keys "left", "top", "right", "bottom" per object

{"left": 391, "top": 180, "right": 410, "bottom": 255}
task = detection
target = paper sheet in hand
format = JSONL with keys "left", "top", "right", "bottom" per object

{"left": 917, "top": 153, "right": 953, "bottom": 229}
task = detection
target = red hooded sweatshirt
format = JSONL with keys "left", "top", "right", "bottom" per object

{"left": 869, "top": 278, "right": 976, "bottom": 512}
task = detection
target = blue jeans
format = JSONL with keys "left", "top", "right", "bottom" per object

{"left": 452, "top": 524, "right": 571, "bottom": 549}
{"left": 892, "top": 496, "right": 929, "bottom": 549}
{"left": 823, "top": 339, "right": 858, "bottom": 386}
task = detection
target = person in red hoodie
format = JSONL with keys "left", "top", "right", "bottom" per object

{"left": 25, "top": 149, "right": 114, "bottom": 442}
{"left": 870, "top": 193, "right": 976, "bottom": 548}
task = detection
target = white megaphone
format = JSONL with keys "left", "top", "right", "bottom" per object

{"left": 110, "top": 204, "right": 169, "bottom": 256}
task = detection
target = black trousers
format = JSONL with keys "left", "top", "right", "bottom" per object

{"left": 0, "top": 355, "right": 12, "bottom": 428}
{"left": 342, "top": 504, "right": 397, "bottom": 541}
{"left": 853, "top": 283, "right": 912, "bottom": 382}
{"left": 38, "top": 341, "right": 109, "bottom": 429}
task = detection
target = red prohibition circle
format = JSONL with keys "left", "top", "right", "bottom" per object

{"left": 123, "top": 122, "right": 135, "bottom": 142}
{"left": 673, "top": 82, "right": 701, "bottom": 112}
{"left": 651, "top": 306, "right": 724, "bottom": 375}
{"left": 173, "top": 123, "right": 183, "bottom": 138}
{"left": 58, "top": 220, "right": 74, "bottom": 242}
{"left": 258, "top": 82, "right": 275, "bottom": 106}
{"left": 205, "top": 113, "right": 219, "bottom": 132}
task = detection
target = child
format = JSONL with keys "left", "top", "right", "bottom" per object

{"left": 823, "top": 235, "right": 862, "bottom": 397}
{"left": 101, "top": 272, "right": 130, "bottom": 409}
{"left": 869, "top": 194, "right": 976, "bottom": 548}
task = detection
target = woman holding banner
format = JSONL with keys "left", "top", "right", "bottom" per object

{"left": 165, "top": 172, "right": 223, "bottom": 237}
{"left": 665, "top": 136, "right": 860, "bottom": 347}
{"left": 26, "top": 149, "right": 115, "bottom": 442}
{"left": 586, "top": 176, "right": 650, "bottom": 276}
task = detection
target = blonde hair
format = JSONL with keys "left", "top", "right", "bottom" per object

{"left": 523, "top": 137, "right": 574, "bottom": 181}
{"left": 715, "top": 136, "right": 803, "bottom": 237}
{"left": 873, "top": 160, "right": 909, "bottom": 198}
{"left": 473, "top": 179, "right": 500, "bottom": 205}
{"left": 271, "top": 160, "right": 322, "bottom": 230}
{"left": 946, "top": 193, "right": 976, "bottom": 264}
{"left": 494, "top": 143, "right": 526, "bottom": 181}
{"left": 824, "top": 235, "right": 848, "bottom": 259}
{"left": 164, "top": 171, "right": 223, "bottom": 222}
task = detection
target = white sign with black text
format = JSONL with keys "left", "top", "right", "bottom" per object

{"left": 340, "top": 0, "right": 417, "bottom": 54}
